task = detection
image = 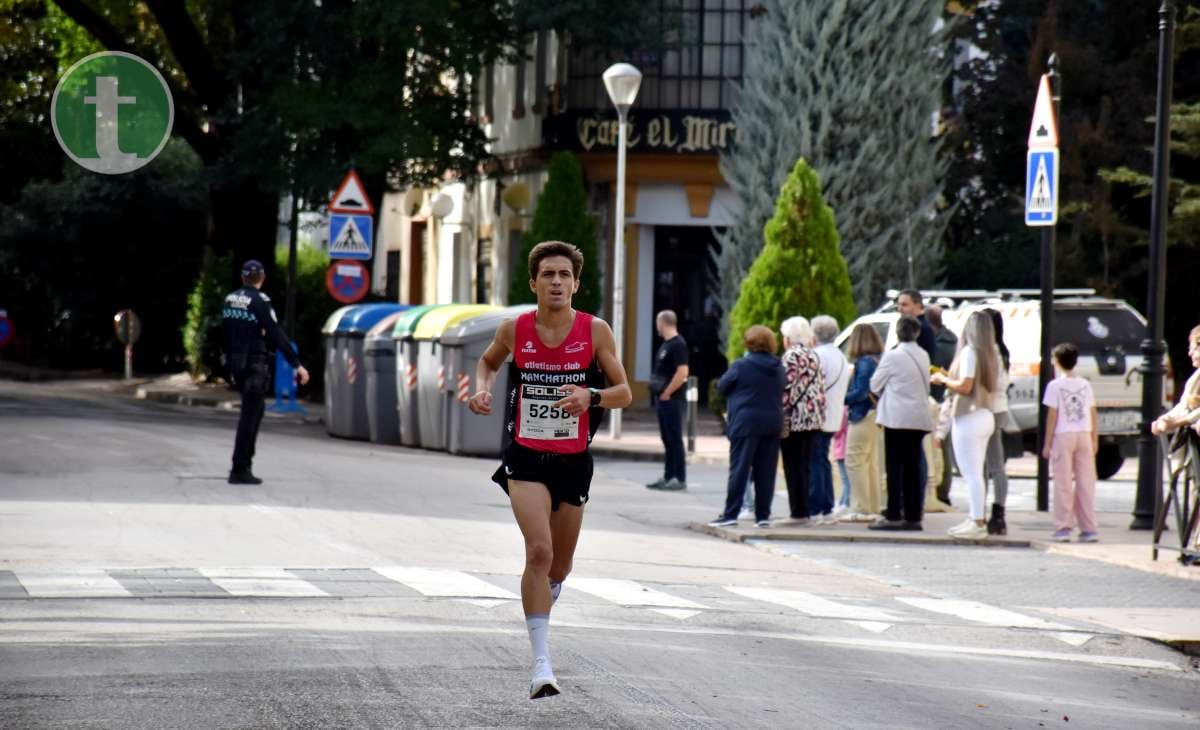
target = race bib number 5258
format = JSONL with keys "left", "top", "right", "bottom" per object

{"left": 519, "top": 384, "right": 579, "bottom": 440}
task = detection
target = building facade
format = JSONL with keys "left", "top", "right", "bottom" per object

{"left": 376, "top": 2, "right": 758, "bottom": 402}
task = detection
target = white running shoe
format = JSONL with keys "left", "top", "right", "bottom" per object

{"left": 529, "top": 657, "right": 560, "bottom": 699}
{"left": 738, "top": 507, "right": 754, "bottom": 521}
{"left": 831, "top": 505, "right": 850, "bottom": 518}
{"left": 951, "top": 522, "right": 989, "bottom": 540}
{"left": 947, "top": 518, "right": 976, "bottom": 535}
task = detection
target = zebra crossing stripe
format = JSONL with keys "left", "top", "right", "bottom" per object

{"left": 895, "top": 597, "right": 1092, "bottom": 646}
{"left": 895, "top": 597, "right": 1069, "bottom": 630}
{"left": 197, "top": 568, "right": 328, "bottom": 597}
{"left": 726, "top": 586, "right": 900, "bottom": 624}
{"left": 15, "top": 570, "right": 131, "bottom": 598}
{"left": 567, "top": 577, "right": 708, "bottom": 619}
{"left": 372, "top": 567, "right": 518, "bottom": 600}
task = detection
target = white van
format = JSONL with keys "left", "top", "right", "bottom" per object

{"left": 836, "top": 290, "right": 1157, "bottom": 479}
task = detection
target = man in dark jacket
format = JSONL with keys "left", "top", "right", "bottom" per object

{"left": 895, "top": 289, "right": 937, "bottom": 361}
{"left": 708, "top": 325, "right": 785, "bottom": 528}
{"left": 222, "top": 260, "right": 309, "bottom": 484}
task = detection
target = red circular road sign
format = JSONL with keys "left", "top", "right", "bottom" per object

{"left": 326, "top": 261, "right": 370, "bottom": 303}
{"left": 0, "top": 310, "right": 13, "bottom": 349}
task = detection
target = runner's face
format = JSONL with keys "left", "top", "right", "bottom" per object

{"left": 531, "top": 256, "right": 579, "bottom": 309}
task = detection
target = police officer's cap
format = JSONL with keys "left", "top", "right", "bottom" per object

{"left": 241, "top": 259, "right": 265, "bottom": 277}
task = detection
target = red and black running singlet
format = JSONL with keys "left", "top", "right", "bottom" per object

{"left": 508, "top": 310, "right": 603, "bottom": 454}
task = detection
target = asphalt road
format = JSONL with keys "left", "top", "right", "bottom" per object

{"left": 1, "top": 381, "right": 1197, "bottom": 729}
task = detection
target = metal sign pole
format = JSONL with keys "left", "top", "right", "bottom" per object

{"left": 1035, "top": 55, "right": 1061, "bottom": 513}
{"left": 609, "top": 108, "right": 629, "bottom": 440}
{"left": 1132, "top": 1, "right": 1176, "bottom": 530}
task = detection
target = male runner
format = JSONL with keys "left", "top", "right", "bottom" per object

{"left": 468, "top": 241, "right": 631, "bottom": 699}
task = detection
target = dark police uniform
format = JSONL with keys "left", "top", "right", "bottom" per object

{"left": 221, "top": 261, "right": 302, "bottom": 481}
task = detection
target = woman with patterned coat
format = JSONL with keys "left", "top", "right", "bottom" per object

{"left": 778, "top": 316, "right": 827, "bottom": 525}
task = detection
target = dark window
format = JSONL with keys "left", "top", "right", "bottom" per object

{"left": 482, "top": 65, "right": 494, "bottom": 123}
{"left": 514, "top": 39, "right": 527, "bottom": 119}
{"left": 534, "top": 29, "right": 548, "bottom": 114}
{"left": 1054, "top": 307, "right": 1145, "bottom": 353}
{"left": 567, "top": 0, "right": 747, "bottom": 111}
{"left": 386, "top": 251, "right": 400, "bottom": 300}
{"left": 476, "top": 237, "right": 493, "bottom": 303}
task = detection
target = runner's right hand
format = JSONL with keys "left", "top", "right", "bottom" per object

{"left": 468, "top": 390, "right": 492, "bottom": 415}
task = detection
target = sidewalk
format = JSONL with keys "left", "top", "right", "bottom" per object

{"left": 134, "top": 372, "right": 322, "bottom": 424}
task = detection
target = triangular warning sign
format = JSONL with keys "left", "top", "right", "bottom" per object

{"left": 329, "top": 169, "right": 374, "bottom": 214}
{"left": 1029, "top": 156, "right": 1053, "bottom": 213}
{"left": 330, "top": 217, "right": 371, "bottom": 256}
{"left": 1027, "top": 75, "right": 1058, "bottom": 149}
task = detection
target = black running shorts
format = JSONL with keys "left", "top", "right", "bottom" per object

{"left": 492, "top": 441, "right": 594, "bottom": 511}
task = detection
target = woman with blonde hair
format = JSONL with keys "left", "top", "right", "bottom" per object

{"left": 841, "top": 323, "right": 885, "bottom": 520}
{"left": 932, "top": 311, "right": 1000, "bottom": 540}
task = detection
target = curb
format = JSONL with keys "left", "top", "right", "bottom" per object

{"left": 136, "top": 387, "right": 239, "bottom": 411}
{"left": 589, "top": 445, "right": 729, "bottom": 465}
{"left": 688, "top": 522, "right": 1034, "bottom": 548}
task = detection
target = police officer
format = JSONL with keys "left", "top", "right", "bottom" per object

{"left": 222, "top": 260, "right": 309, "bottom": 484}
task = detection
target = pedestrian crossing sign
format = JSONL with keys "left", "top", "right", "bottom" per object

{"left": 328, "top": 213, "right": 373, "bottom": 260}
{"left": 1025, "top": 148, "right": 1058, "bottom": 227}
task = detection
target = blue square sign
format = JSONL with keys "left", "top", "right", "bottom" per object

{"left": 328, "top": 214, "right": 374, "bottom": 260}
{"left": 1025, "top": 148, "right": 1058, "bottom": 227}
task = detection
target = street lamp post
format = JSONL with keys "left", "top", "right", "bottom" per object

{"left": 603, "top": 62, "right": 642, "bottom": 440}
{"left": 1132, "top": 1, "right": 1176, "bottom": 530}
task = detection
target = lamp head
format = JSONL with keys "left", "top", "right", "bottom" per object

{"left": 602, "top": 63, "right": 643, "bottom": 112}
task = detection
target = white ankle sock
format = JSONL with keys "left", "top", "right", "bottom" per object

{"left": 526, "top": 614, "right": 550, "bottom": 663}
{"left": 549, "top": 580, "right": 562, "bottom": 605}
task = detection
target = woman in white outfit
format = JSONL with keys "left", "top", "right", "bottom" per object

{"left": 932, "top": 312, "right": 1000, "bottom": 540}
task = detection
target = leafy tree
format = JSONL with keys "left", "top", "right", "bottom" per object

{"left": 508, "top": 152, "right": 601, "bottom": 315}
{"left": 726, "top": 159, "right": 856, "bottom": 362}
{"left": 182, "top": 247, "right": 233, "bottom": 380}
{"left": 718, "top": 0, "right": 952, "bottom": 345}
{"left": 944, "top": 0, "right": 1200, "bottom": 384}
{"left": 0, "top": 139, "right": 208, "bottom": 371}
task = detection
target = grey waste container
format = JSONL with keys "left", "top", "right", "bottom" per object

{"left": 413, "top": 304, "right": 500, "bottom": 451}
{"left": 392, "top": 305, "right": 440, "bottom": 447}
{"left": 322, "top": 306, "right": 354, "bottom": 436}
{"left": 365, "top": 311, "right": 409, "bottom": 444}
{"left": 443, "top": 305, "right": 536, "bottom": 456}
{"left": 331, "top": 304, "right": 410, "bottom": 440}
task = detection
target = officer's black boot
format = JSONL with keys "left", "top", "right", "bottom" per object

{"left": 228, "top": 471, "right": 263, "bottom": 485}
{"left": 987, "top": 504, "right": 1006, "bottom": 536}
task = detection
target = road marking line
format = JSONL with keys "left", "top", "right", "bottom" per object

{"left": 896, "top": 597, "right": 1069, "bottom": 630}
{"left": 851, "top": 621, "right": 892, "bottom": 633}
{"left": 197, "top": 568, "right": 327, "bottom": 597}
{"left": 568, "top": 578, "right": 709, "bottom": 612}
{"left": 651, "top": 608, "right": 702, "bottom": 620}
{"left": 545, "top": 620, "right": 1183, "bottom": 673}
{"left": 455, "top": 599, "right": 510, "bottom": 608}
{"left": 896, "top": 597, "right": 1092, "bottom": 646}
{"left": 726, "top": 586, "right": 900, "bottom": 623}
{"left": 372, "top": 567, "right": 518, "bottom": 600}
{"left": 15, "top": 570, "right": 131, "bottom": 598}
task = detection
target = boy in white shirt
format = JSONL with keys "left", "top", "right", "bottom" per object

{"left": 1041, "top": 343, "right": 1099, "bottom": 542}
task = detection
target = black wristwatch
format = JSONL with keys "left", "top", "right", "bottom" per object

{"left": 588, "top": 387, "right": 603, "bottom": 408}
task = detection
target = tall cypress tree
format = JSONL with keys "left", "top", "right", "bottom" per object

{"left": 717, "top": 0, "right": 952, "bottom": 345}
{"left": 726, "top": 159, "right": 856, "bottom": 362}
{"left": 509, "top": 152, "right": 601, "bottom": 314}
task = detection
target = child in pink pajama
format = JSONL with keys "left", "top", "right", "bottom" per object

{"left": 1041, "top": 343, "right": 1099, "bottom": 542}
